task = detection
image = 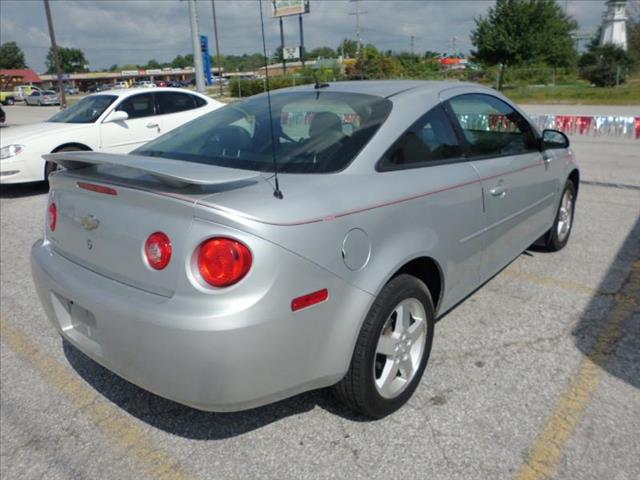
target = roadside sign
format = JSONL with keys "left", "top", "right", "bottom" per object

{"left": 283, "top": 47, "right": 300, "bottom": 60}
{"left": 272, "top": 0, "right": 310, "bottom": 18}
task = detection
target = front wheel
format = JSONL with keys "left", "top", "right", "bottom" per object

{"left": 544, "top": 181, "right": 576, "bottom": 251}
{"left": 6, "top": 97, "right": 15, "bottom": 105}
{"left": 45, "top": 146, "right": 84, "bottom": 182}
{"left": 333, "top": 274, "right": 435, "bottom": 418}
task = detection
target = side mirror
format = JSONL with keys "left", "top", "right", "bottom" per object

{"left": 103, "top": 110, "right": 129, "bottom": 123}
{"left": 541, "top": 129, "right": 569, "bottom": 150}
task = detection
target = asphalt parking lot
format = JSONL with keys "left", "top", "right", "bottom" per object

{"left": 1, "top": 104, "right": 638, "bottom": 480}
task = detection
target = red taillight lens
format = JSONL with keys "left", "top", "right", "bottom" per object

{"left": 291, "top": 289, "right": 329, "bottom": 312}
{"left": 197, "top": 237, "right": 252, "bottom": 287}
{"left": 48, "top": 202, "right": 57, "bottom": 231}
{"left": 145, "top": 232, "right": 172, "bottom": 270}
{"left": 77, "top": 182, "right": 117, "bottom": 196}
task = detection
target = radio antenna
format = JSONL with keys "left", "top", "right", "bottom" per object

{"left": 258, "top": 0, "right": 283, "bottom": 199}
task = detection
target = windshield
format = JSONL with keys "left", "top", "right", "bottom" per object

{"left": 48, "top": 95, "right": 117, "bottom": 124}
{"left": 134, "top": 91, "right": 392, "bottom": 173}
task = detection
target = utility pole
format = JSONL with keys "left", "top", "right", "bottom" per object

{"left": 299, "top": 13, "right": 305, "bottom": 68}
{"left": 43, "top": 0, "right": 66, "bottom": 108}
{"left": 279, "top": 16, "right": 286, "bottom": 75}
{"left": 188, "top": 0, "right": 206, "bottom": 93}
{"left": 211, "top": 0, "right": 223, "bottom": 96}
{"left": 349, "top": 0, "right": 367, "bottom": 55}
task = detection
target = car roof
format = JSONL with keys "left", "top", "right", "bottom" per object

{"left": 89, "top": 87, "right": 207, "bottom": 98}
{"left": 274, "top": 80, "right": 480, "bottom": 98}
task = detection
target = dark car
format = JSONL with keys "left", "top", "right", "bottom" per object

{"left": 0, "top": 105, "right": 5, "bottom": 124}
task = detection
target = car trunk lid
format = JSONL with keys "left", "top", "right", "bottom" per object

{"left": 45, "top": 151, "right": 262, "bottom": 297}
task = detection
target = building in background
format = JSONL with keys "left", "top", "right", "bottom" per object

{"left": 600, "top": 0, "right": 628, "bottom": 50}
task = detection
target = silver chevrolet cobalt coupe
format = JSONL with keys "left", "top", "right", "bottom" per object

{"left": 31, "top": 81, "right": 579, "bottom": 418}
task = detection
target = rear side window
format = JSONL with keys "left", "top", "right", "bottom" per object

{"left": 447, "top": 94, "right": 537, "bottom": 157}
{"left": 379, "top": 105, "right": 462, "bottom": 170}
{"left": 116, "top": 93, "right": 155, "bottom": 119}
{"left": 156, "top": 91, "right": 200, "bottom": 114}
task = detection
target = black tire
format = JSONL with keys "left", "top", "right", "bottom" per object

{"left": 45, "top": 146, "right": 84, "bottom": 181}
{"left": 6, "top": 97, "right": 15, "bottom": 106}
{"left": 333, "top": 274, "right": 435, "bottom": 418}
{"left": 543, "top": 180, "right": 576, "bottom": 252}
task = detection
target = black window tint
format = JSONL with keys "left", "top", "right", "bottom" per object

{"left": 156, "top": 92, "right": 196, "bottom": 114}
{"left": 116, "top": 93, "right": 155, "bottom": 119}
{"left": 448, "top": 94, "right": 537, "bottom": 157}
{"left": 381, "top": 105, "right": 462, "bottom": 169}
{"left": 193, "top": 95, "right": 207, "bottom": 107}
{"left": 134, "top": 91, "right": 392, "bottom": 174}
{"left": 31, "top": 92, "right": 40, "bottom": 96}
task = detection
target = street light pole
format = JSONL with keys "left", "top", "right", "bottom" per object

{"left": 211, "top": 0, "right": 223, "bottom": 96}
{"left": 188, "top": 0, "right": 206, "bottom": 93}
{"left": 43, "top": 0, "right": 66, "bottom": 108}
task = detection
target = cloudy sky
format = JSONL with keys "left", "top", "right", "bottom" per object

{"left": 0, "top": 0, "right": 616, "bottom": 73}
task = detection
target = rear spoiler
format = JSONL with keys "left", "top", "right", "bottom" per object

{"left": 43, "top": 151, "right": 261, "bottom": 187}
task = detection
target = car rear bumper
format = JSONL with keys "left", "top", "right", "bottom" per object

{"left": 31, "top": 239, "right": 373, "bottom": 412}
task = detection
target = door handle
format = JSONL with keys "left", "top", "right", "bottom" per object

{"left": 146, "top": 122, "right": 159, "bottom": 129}
{"left": 490, "top": 186, "right": 507, "bottom": 197}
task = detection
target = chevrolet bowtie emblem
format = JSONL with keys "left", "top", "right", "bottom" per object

{"left": 81, "top": 215, "right": 100, "bottom": 231}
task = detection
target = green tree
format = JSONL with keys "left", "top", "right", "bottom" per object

{"left": 471, "top": 0, "right": 577, "bottom": 90}
{"left": 579, "top": 44, "right": 634, "bottom": 87}
{"left": 337, "top": 39, "right": 358, "bottom": 58}
{"left": 307, "top": 46, "right": 336, "bottom": 59}
{"left": 46, "top": 46, "right": 89, "bottom": 73}
{"left": 145, "top": 58, "right": 161, "bottom": 69}
{"left": 628, "top": 16, "right": 640, "bottom": 65}
{"left": 108, "top": 64, "right": 119, "bottom": 72}
{"left": 354, "top": 44, "right": 403, "bottom": 79}
{"left": 0, "top": 41, "right": 27, "bottom": 69}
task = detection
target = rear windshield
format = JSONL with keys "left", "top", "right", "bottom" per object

{"left": 48, "top": 95, "right": 117, "bottom": 124}
{"left": 134, "top": 91, "right": 392, "bottom": 173}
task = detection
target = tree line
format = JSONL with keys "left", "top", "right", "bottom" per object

{"left": 1, "top": 0, "right": 639, "bottom": 89}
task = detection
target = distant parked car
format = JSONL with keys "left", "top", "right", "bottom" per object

{"left": 135, "top": 81, "right": 156, "bottom": 88}
{"left": 0, "top": 87, "right": 223, "bottom": 184}
{"left": 0, "top": 105, "right": 5, "bottom": 124}
{"left": 25, "top": 90, "right": 60, "bottom": 106}
{"left": 168, "top": 80, "right": 191, "bottom": 88}
{"left": 14, "top": 85, "right": 41, "bottom": 102}
{"left": 86, "top": 84, "right": 108, "bottom": 93}
{"left": 112, "top": 81, "right": 129, "bottom": 89}
{"left": 64, "top": 85, "right": 80, "bottom": 95}
{"left": 154, "top": 80, "right": 167, "bottom": 87}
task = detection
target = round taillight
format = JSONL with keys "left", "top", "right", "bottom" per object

{"left": 145, "top": 232, "right": 172, "bottom": 270}
{"left": 48, "top": 202, "right": 57, "bottom": 231}
{"left": 197, "top": 237, "right": 252, "bottom": 287}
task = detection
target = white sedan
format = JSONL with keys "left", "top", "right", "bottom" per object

{"left": 0, "top": 87, "right": 223, "bottom": 184}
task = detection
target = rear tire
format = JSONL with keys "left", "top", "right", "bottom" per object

{"left": 333, "top": 274, "right": 435, "bottom": 418}
{"left": 6, "top": 97, "right": 15, "bottom": 105}
{"left": 543, "top": 180, "right": 576, "bottom": 252}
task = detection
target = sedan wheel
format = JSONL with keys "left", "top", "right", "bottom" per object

{"left": 374, "top": 298, "right": 428, "bottom": 399}
{"left": 334, "top": 274, "right": 435, "bottom": 418}
{"left": 544, "top": 180, "right": 576, "bottom": 251}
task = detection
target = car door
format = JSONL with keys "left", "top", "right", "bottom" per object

{"left": 445, "top": 93, "right": 559, "bottom": 281}
{"left": 154, "top": 91, "right": 207, "bottom": 133}
{"left": 377, "top": 104, "right": 485, "bottom": 307}
{"left": 99, "top": 92, "right": 162, "bottom": 153}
